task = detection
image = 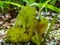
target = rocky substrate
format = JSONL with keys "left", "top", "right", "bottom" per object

{"left": 0, "top": 12, "right": 60, "bottom": 45}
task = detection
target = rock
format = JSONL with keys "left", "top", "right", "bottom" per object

{"left": 51, "top": 13, "right": 57, "bottom": 16}
{"left": 45, "top": 12, "right": 50, "bottom": 15}
{"left": 2, "top": 22, "right": 12, "bottom": 28}
{"left": 49, "top": 30, "right": 60, "bottom": 40}
{"left": 10, "top": 18, "right": 16, "bottom": 23}
{"left": 0, "top": 21, "right": 3, "bottom": 25}
{"left": 58, "top": 14, "right": 60, "bottom": 20}
{"left": 41, "top": 11, "right": 45, "bottom": 15}
{"left": 0, "top": 39, "right": 4, "bottom": 44}
{"left": 0, "top": 30, "right": 7, "bottom": 38}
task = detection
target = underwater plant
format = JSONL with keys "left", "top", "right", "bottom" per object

{"left": 5, "top": 5, "right": 48, "bottom": 45}
{"left": 0, "top": 0, "right": 59, "bottom": 45}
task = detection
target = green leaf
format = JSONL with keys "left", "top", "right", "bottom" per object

{"left": 42, "top": 14, "right": 58, "bottom": 45}
{"left": 0, "top": 1, "right": 21, "bottom": 7}
{"left": 30, "top": 3, "right": 60, "bottom": 13}
{"left": 0, "top": 1, "right": 3, "bottom": 7}
{"left": 45, "top": 4, "right": 60, "bottom": 13}
{"left": 0, "top": 1, "right": 60, "bottom": 13}
{"left": 50, "top": 0, "right": 56, "bottom": 5}
{"left": 40, "top": 0, "right": 51, "bottom": 11}
{"left": 40, "top": 3, "right": 60, "bottom": 13}
{"left": 40, "top": 0, "right": 46, "bottom": 3}
{"left": 5, "top": 0, "right": 10, "bottom": 1}
{"left": 46, "top": 14, "right": 58, "bottom": 38}
{"left": 32, "top": 31, "right": 41, "bottom": 45}
{"left": 27, "top": 0, "right": 35, "bottom": 4}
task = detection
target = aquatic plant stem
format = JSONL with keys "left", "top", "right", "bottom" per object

{"left": 42, "top": 14, "right": 58, "bottom": 45}
{"left": 38, "top": 0, "right": 51, "bottom": 19}
{"left": 0, "top": 1, "right": 21, "bottom": 7}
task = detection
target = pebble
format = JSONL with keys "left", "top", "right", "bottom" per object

{"left": 2, "top": 22, "right": 12, "bottom": 28}
{"left": 0, "top": 21, "right": 3, "bottom": 25}
{"left": 0, "top": 30, "right": 7, "bottom": 39}
{"left": 45, "top": 12, "right": 50, "bottom": 15}
{"left": 27, "top": 42, "right": 31, "bottom": 45}
{"left": 0, "top": 14, "right": 2, "bottom": 19}
{"left": 51, "top": 13, "right": 56, "bottom": 16}
{"left": 41, "top": 11, "right": 45, "bottom": 15}
{"left": 0, "top": 39, "right": 4, "bottom": 44}
{"left": 11, "top": 18, "right": 16, "bottom": 23}
{"left": 49, "top": 30, "right": 60, "bottom": 40}
{"left": 2, "top": 16, "right": 4, "bottom": 19}
{"left": 58, "top": 14, "right": 60, "bottom": 19}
